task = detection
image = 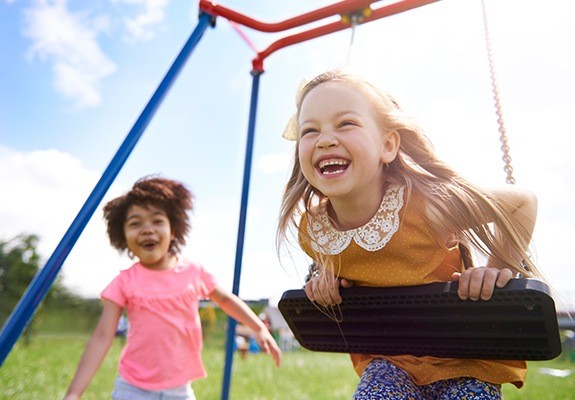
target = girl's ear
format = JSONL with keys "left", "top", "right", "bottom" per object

{"left": 381, "top": 129, "right": 400, "bottom": 164}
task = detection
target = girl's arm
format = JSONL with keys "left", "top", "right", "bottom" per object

{"left": 209, "top": 285, "right": 281, "bottom": 366}
{"left": 451, "top": 186, "right": 538, "bottom": 301}
{"left": 485, "top": 185, "right": 538, "bottom": 265}
{"left": 63, "top": 300, "right": 123, "bottom": 400}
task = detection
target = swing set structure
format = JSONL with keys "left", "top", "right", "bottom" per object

{"left": 0, "top": 1, "right": 562, "bottom": 399}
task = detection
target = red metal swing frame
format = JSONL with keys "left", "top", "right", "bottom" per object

{"left": 199, "top": 0, "right": 441, "bottom": 72}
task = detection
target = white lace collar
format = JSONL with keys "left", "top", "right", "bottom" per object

{"left": 307, "top": 184, "right": 405, "bottom": 255}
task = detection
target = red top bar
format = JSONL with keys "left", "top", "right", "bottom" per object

{"left": 198, "top": 0, "right": 442, "bottom": 71}
{"left": 198, "top": 0, "right": 382, "bottom": 33}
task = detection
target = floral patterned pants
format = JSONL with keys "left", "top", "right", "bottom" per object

{"left": 353, "top": 359, "right": 502, "bottom": 400}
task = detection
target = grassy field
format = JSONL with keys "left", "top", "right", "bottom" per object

{"left": 1, "top": 334, "right": 574, "bottom": 399}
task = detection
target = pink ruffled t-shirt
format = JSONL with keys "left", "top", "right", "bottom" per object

{"left": 101, "top": 260, "right": 217, "bottom": 390}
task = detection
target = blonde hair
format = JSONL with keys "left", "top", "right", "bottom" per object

{"left": 277, "top": 70, "right": 539, "bottom": 279}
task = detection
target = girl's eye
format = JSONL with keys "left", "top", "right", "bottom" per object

{"left": 339, "top": 120, "right": 356, "bottom": 128}
{"left": 300, "top": 127, "right": 317, "bottom": 137}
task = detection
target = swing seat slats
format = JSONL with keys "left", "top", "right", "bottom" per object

{"left": 278, "top": 279, "right": 562, "bottom": 360}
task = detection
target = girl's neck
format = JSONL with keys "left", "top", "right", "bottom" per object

{"left": 140, "top": 254, "right": 177, "bottom": 271}
{"left": 327, "top": 183, "right": 387, "bottom": 231}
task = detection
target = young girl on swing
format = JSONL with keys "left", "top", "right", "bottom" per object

{"left": 64, "top": 176, "right": 281, "bottom": 400}
{"left": 277, "top": 70, "right": 541, "bottom": 399}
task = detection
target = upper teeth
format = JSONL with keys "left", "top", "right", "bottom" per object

{"left": 318, "top": 159, "right": 347, "bottom": 168}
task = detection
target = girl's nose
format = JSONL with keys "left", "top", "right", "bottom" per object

{"left": 141, "top": 222, "right": 154, "bottom": 234}
{"left": 316, "top": 131, "right": 338, "bottom": 149}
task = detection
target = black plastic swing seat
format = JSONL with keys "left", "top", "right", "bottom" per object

{"left": 278, "top": 278, "right": 562, "bottom": 360}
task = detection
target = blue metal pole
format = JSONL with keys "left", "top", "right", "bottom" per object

{"left": 0, "top": 13, "right": 214, "bottom": 366}
{"left": 220, "top": 70, "right": 262, "bottom": 400}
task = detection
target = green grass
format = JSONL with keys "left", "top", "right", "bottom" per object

{"left": 1, "top": 334, "right": 574, "bottom": 399}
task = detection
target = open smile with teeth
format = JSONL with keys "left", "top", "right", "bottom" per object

{"left": 141, "top": 241, "right": 157, "bottom": 250}
{"left": 317, "top": 159, "right": 350, "bottom": 175}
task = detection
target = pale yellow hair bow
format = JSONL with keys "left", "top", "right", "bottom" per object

{"left": 281, "top": 79, "right": 308, "bottom": 141}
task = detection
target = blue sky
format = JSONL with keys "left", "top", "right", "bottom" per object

{"left": 1, "top": 0, "right": 574, "bottom": 307}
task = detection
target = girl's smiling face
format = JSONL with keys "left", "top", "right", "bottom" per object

{"left": 124, "top": 204, "right": 175, "bottom": 270}
{"left": 297, "top": 81, "right": 398, "bottom": 206}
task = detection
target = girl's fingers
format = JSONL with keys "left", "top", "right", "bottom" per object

{"left": 340, "top": 278, "right": 354, "bottom": 288}
{"left": 467, "top": 268, "right": 488, "bottom": 300}
{"left": 478, "top": 268, "right": 499, "bottom": 300}
{"left": 496, "top": 268, "right": 514, "bottom": 288}
{"left": 456, "top": 269, "right": 472, "bottom": 300}
{"left": 319, "top": 284, "right": 341, "bottom": 306}
{"left": 304, "top": 277, "right": 341, "bottom": 306}
{"left": 458, "top": 267, "right": 514, "bottom": 301}
{"left": 304, "top": 281, "right": 315, "bottom": 301}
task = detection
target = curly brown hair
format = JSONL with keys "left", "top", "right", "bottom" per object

{"left": 103, "top": 176, "right": 193, "bottom": 254}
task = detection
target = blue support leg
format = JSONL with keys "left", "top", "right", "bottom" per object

{"left": 220, "top": 70, "right": 262, "bottom": 400}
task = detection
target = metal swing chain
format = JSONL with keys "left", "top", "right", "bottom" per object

{"left": 344, "top": 7, "right": 372, "bottom": 66}
{"left": 481, "top": 0, "right": 515, "bottom": 185}
{"left": 346, "top": 13, "right": 360, "bottom": 65}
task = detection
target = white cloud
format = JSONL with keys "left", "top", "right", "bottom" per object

{"left": 0, "top": 146, "right": 124, "bottom": 298}
{"left": 23, "top": 0, "right": 117, "bottom": 109}
{"left": 115, "top": 0, "right": 169, "bottom": 42}
{"left": 0, "top": 146, "right": 96, "bottom": 231}
{"left": 19, "top": 0, "right": 172, "bottom": 108}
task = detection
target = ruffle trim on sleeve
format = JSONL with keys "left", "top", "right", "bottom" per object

{"left": 127, "top": 283, "right": 201, "bottom": 313}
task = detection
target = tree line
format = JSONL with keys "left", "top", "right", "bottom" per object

{"left": 0, "top": 234, "right": 102, "bottom": 339}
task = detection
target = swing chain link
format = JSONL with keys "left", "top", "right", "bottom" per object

{"left": 343, "top": 7, "right": 372, "bottom": 66}
{"left": 481, "top": 0, "right": 515, "bottom": 185}
{"left": 346, "top": 16, "right": 358, "bottom": 65}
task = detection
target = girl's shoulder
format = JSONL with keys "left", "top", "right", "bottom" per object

{"left": 483, "top": 185, "right": 538, "bottom": 207}
{"left": 176, "top": 258, "right": 208, "bottom": 272}
{"left": 113, "top": 262, "right": 140, "bottom": 279}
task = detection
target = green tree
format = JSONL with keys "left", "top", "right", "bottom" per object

{"left": 0, "top": 234, "right": 42, "bottom": 326}
{"left": 0, "top": 234, "right": 78, "bottom": 337}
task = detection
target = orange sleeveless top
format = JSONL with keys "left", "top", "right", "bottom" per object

{"left": 299, "top": 184, "right": 526, "bottom": 388}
